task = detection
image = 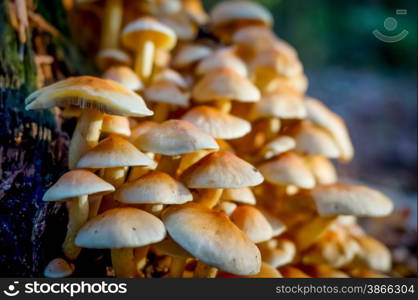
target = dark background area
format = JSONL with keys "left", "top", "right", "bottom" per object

{"left": 204, "top": 0, "right": 417, "bottom": 225}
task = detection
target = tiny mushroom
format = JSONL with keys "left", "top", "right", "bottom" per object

{"left": 44, "top": 258, "right": 75, "bottom": 278}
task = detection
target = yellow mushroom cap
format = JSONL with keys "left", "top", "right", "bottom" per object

{"left": 230, "top": 205, "right": 273, "bottom": 243}
{"left": 305, "top": 97, "right": 354, "bottom": 162}
{"left": 43, "top": 170, "right": 115, "bottom": 202}
{"left": 312, "top": 183, "right": 394, "bottom": 217}
{"left": 182, "top": 106, "right": 251, "bottom": 139}
{"left": 293, "top": 121, "right": 341, "bottom": 158}
{"left": 196, "top": 48, "right": 248, "bottom": 77}
{"left": 258, "top": 238, "right": 296, "bottom": 268}
{"left": 115, "top": 171, "right": 192, "bottom": 205}
{"left": 258, "top": 152, "right": 315, "bottom": 189}
{"left": 25, "top": 76, "right": 153, "bottom": 117}
{"left": 153, "top": 69, "right": 188, "bottom": 89}
{"left": 103, "top": 66, "right": 143, "bottom": 91}
{"left": 181, "top": 150, "right": 264, "bottom": 189}
{"left": 130, "top": 121, "right": 159, "bottom": 144}
{"left": 144, "top": 81, "right": 190, "bottom": 107}
{"left": 162, "top": 203, "right": 261, "bottom": 275}
{"left": 259, "top": 136, "right": 296, "bottom": 160}
{"left": 193, "top": 68, "right": 260, "bottom": 103}
{"left": 352, "top": 235, "right": 391, "bottom": 272}
{"left": 44, "top": 258, "right": 75, "bottom": 278}
{"left": 172, "top": 44, "right": 212, "bottom": 69}
{"left": 135, "top": 119, "right": 219, "bottom": 155}
{"left": 221, "top": 187, "right": 256, "bottom": 205}
{"left": 210, "top": 1, "right": 273, "bottom": 29}
{"left": 75, "top": 208, "right": 166, "bottom": 249}
{"left": 122, "top": 17, "right": 177, "bottom": 51}
{"left": 96, "top": 49, "right": 132, "bottom": 71}
{"left": 305, "top": 155, "right": 338, "bottom": 185}
{"left": 266, "top": 72, "right": 309, "bottom": 94}
{"left": 77, "top": 136, "right": 153, "bottom": 169}
{"left": 101, "top": 115, "right": 131, "bottom": 137}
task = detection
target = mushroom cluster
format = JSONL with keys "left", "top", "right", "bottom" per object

{"left": 30, "top": 0, "right": 394, "bottom": 278}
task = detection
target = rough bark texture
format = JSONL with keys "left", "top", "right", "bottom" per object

{"left": 0, "top": 0, "right": 93, "bottom": 277}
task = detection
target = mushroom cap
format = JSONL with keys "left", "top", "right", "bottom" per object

{"left": 162, "top": 203, "right": 261, "bottom": 275}
{"left": 267, "top": 72, "right": 309, "bottom": 94}
{"left": 258, "top": 152, "right": 315, "bottom": 189}
{"left": 130, "top": 121, "right": 159, "bottom": 144}
{"left": 217, "top": 201, "right": 238, "bottom": 216}
{"left": 153, "top": 69, "right": 188, "bottom": 89}
{"left": 172, "top": 44, "right": 212, "bottom": 69}
{"left": 353, "top": 235, "right": 391, "bottom": 272}
{"left": 101, "top": 115, "right": 131, "bottom": 137}
{"left": 103, "top": 66, "right": 143, "bottom": 91}
{"left": 122, "top": 17, "right": 177, "bottom": 51}
{"left": 144, "top": 81, "right": 190, "bottom": 107}
{"left": 192, "top": 68, "right": 260, "bottom": 103}
{"left": 25, "top": 76, "right": 153, "bottom": 117}
{"left": 115, "top": 171, "right": 193, "bottom": 205}
{"left": 305, "top": 155, "right": 337, "bottom": 185}
{"left": 135, "top": 119, "right": 219, "bottom": 155}
{"left": 251, "top": 88, "right": 306, "bottom": 120}
{"left": 293, "top": 122, "right": 340, "bottom": 158}
{"left": 75, "top": 207, "right": 166, "bottom": 249}
{"left": 221, "top": 187, "right": 256, "bottom": 205}
{"left": 182, "top": 106, "right": 251, "bottom": 139}
{"left": 210, "top": 1, "right": 273, "bottom": 29}
{"left": 258, "top": 238, "right": 296, "bottom": 268}
{"left": 181, "top": 150, "right": 264, "bottom": 189}
{"left": 159, "top": 12, "right": 197, "bottom": 41}
{"left": 43, "top": 170, "right": 115, "bottom": 202}
{"left": 196, "top": 48, "right": 248, "bottom": 77}
{"left": 250, "top": 48, "right": 303, "bottom": 78}
{"left": 312, "top": 183, "right": 394, "bottom": 217}
{"left": 258, "top": 208, "right": 287, "bottom": 237}
{"left": 259, "top": 136, "right": 296, "bottom": 159}
{"left": 230, "top": 205, "right": 273, "bottom": 243}
{"left": 305, "top": 97, "right": 354, "bottom": 162}
{"left": 77, "top": 136, "right": 153, "bottom": 169}
{"left": 96, "top": 49, "right": 132, "bottom": 71}
{"left": 44, "top": 258, "right": 75, "bottom": 278}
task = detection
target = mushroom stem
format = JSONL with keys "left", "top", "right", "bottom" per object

{"left": 153, "top": 103, "right": 171, "bottom": 123}
{"left": 198, "top": 188, "right": 223, "bottom": 209}
{"left": 99, "top": 167, "right": 127, "bottom": 212}
{"left": 156, "top": 155, "right": 181, "bottom": 177}
{"left": 63, "top": 195, "right": 89, "bottom": 260}
{"left": 214, "top": 99, "right": 231, "bottom": 113}
{"left": 88, "top": 195, "right": 102, "bottom": 219}
{"left": 169, "top": 257, "right": 187, "bottom": 278}
{"left": 194, "top": 261, "right": 218, "bottom": 278}
{"left": 111, "top": 248, "right": 137, "bottom": 278}
{"left": 101, "top": 0, "right": 123, "bottom": 50}
{"left": 127, "top": 166, "right": 151, "bottom": 182}
{"left": 69, "top": 108, "right": 104, "bottom": 169}
{"left": 134, "top": 40, "right": 155, "bottom": 81}
{"left": 134, "top": 246, "right": 150, "bottom": 275}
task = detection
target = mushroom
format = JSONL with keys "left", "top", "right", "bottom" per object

{"left": 96, "top": 49, "right": 132, "bottom": 71}
{"left": 182, "top": 0, "right": 208, "bottom": 25}
{"left": 258, "top": 238, "right": 296, "bottom": 268}
{"left": 154, "top": 237, "right": 193, "bottom": 277}
{"left": 291, "top": 216, "right": 337, "bottom": 251}
{"left": 44, "top": 258, "right": 75, "bottom": 278}
{"left": 221, "top": 187, "right": 256, "bottom": 205}
{"left": 192, "top": 68, "right": 260, "bottom": 113}
{"left": 162, "top": 203, "right": 261, "bottom": 277}
{"left": 181, "top": 150, "right": 264, "bottom": 209}
{"left": 43, "top": 169, "right": 115, "bottom": 259}
{"left": 101, "top": 114, "right": 131, "bottom": 138}
{"left": 256, "top": 135, "right": 296, "bottom": 161}
{"left": 196, "top": 47, "right": 248, "bottom": 77}
{"left": 351, "top": 235, "right": 391, "bottom": 272}
{"left": 103, "top": 66, "right": 143, "bottom": 92}
{"left": 172, "top": 44, "right": 212, "bottom": 70}
{"left": 25, "top": 76, "right": 153, "bottom": 169}
{"left": 121, "top": 17, "right": 176, "bottom": 81}
{"left": 75, "top": 207, "right": 166, "bottom": 277}
{"left": 216, "top": 201, "right": 238, "bottom": 216}
{"left": 304, "top": 155, "right": 338, "bottom": 185}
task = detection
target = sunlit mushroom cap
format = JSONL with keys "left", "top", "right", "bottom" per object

{"left": 181, "top": 150, "right": 264, "bottom": 189}
{"left": 250, "top": 87, "right": 306, "bottom": 120}
{"left": 96, "top": 49, "right": 132, "bottom": 71}
{"left": 305, "top": 97, "right": 354, "bottom": 162}
{"left": 258, "top": 238, "right": 295, "bottom": 268}
{"left": 101, "top": 115, "right": 131, "bottom": 137}
{"left": 305, "top": 155, "right": 337, "bottom": 185}
{"left": 182, "top": 106, "right": 251, "bottom": 139}
{"left": 172, "top": 44, "right": 212, "bottom": 69}
{"left": 44, "top": 258, "right": 75, "bottom": 278}
{"left": 231, "top": 205, "right": 273, "bottom": 243}
{"left": 259, "top": 136, "right": 296, "bottom": 160}
{"left": 144, "top": 81, "right": 190, "bottom": 107}
{"left": 210, "top": 1, "right": 273, "bottom": 29}
{"left": 115, "top": 171, "right": 192, "bottom": 205}
{"left": 136, "top": 119, "right": 218, "bottom": 155}
{"left": 162, "top": 203, "right": 261, "bottom": 275}
{"left": 153, "top": 69, "right": 188, "bottom": 89}
{"left": 221, "top": 187, "right": 256, "bottom": 205}
{"left": 122, "top": 17, "right": 177, "bottom": 51}
{"left": 352, "top": 236, "right": 391, "bottom": 272}
{"left": 130, "top": 121, "right": 158, "bottom": 144}
{"left": 258, "top": 152, "right": 315, "bottom": 189}
{"left": 103, "top": 66, "right": 143, "bottom": 91}
{"left": 77, "top": 136, "right": 153, "bottom": 169}
{"left": 25, "top": 76, "right": 153, "bottom": 117}
{"left": 43, "top": 170, "right": 115, "bottom": 202}
{"left": 293, "top": 121, "right": 340, "bottom": 158}
{"left": 193, "top": 68, "right": 260, "bottom": 103}
{"left": 266, "top": 72, "right": 309, "bottom": 94}
{"left": 196, "top": 48, "right": 248, "bottom": 77}
{"left": 75, "top": 207, "right": 166, "bottom": 248}
{"left": 312, "top": 183, "right": 394, "bottom": 217}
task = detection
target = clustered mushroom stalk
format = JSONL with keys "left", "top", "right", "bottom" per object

{"left": 101, "top": 0, "right": 124, "bottom": 50}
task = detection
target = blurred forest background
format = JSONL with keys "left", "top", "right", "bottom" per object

{"left": 204, "top": 0, "right": 417, "bottom": 226}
